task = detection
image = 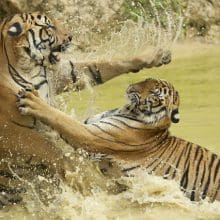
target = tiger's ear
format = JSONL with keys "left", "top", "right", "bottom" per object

{"left": 8, "top": 22, "right": 22, "bottom": 37}
{"left": 171, "top": 108, "right": 180, "bottom": 123}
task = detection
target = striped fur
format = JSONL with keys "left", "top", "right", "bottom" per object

{"left": 0, "top": 12, "right": 74, "bottom": 208}
{"left": 0, "top": 12, "right": 173, "bottom": 208}
{"left": 18, "top": 78, "right": 220, "bottom": 202}
{"left": 0, "top": 12, "right": 72, "bottom": 102}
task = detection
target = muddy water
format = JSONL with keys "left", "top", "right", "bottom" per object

{"left": 1, "top": 162, "right": 220, "bottom": 219}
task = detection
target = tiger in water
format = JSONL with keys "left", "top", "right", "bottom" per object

{"left": 17, "top": 78, "right": 220, "bottom": 202}
{"left": 0, "top": 12, "right": 171, "bottom": 207}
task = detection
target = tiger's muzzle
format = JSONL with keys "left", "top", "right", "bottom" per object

{"left": 49, "top": 35, "right": 72, "bottom": 64}
{"left": 51, "top": 35, "right": 72, "bottom": 53}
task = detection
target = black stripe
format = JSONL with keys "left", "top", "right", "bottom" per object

{"left": 99, "top": 120, "right": 124, "bottom": 130}
{"left": 195, "top": 148, "right": 204, "bottom": 178}
{"left": 214, "top": 159, "right": 220, "bottom": 182}
{"left": 114, "top": 114, "right": 143, "bottom": 123}
{"left": 110, "top": 117, "right": 147, "bottom": 130}
{"left": 180, "top": 163, "right": 190, "bottom": 192}
{"left": 49, "top": 36, "right": 55, "bottom": 46}
{"left": 91, "top": 123, "right": 152, "bottom": 147}
{"left": 151, "top": 102, "right": 165, "bottom": 110}
{"left": 153, "top": 139, "right": 178, "bottom": 174}
{"left": 69, "top": 61, "right": 77, "bottom": 83}
{"left": 9, "top": 64, "right": 31, "bottom": 84}
{"left": 182, "top": 142, "right": 191, "bottom": 170}
{"left": 12, "top": 120, "right": 35, "bottom": 129}
{"left": 200, "top": 162, "right": 206, "bottom": 190}
{"left": 122, "top": 165, "right": 141, "bottom": 173}
{"left": 85, "top": 125, "right": 155, "bottom": 148}
{"left": 39, "top": 28, "right": 50, "bottom": 44}
{"left": 190, "top": 189, "right": 196, "bottom": 201}
{"left": 8, "top": 64, "right": 32, "bottom": 88}
{"left": 34, "top": 21, "right": 48, "bottom": 27}
{"left": 171, "top": 144, "right": 188, "bottom": 179}
{"left": 190, "top": 147, "right": 203, "bottom": 200}
{"left": 91, "top": 123, "right": 115, "bottom": 137}
{"left": 88, "top": 65, "right": 102, "bottom": 84}
{"left": 28, "top": 29, "right": 38, "bottom": 49}
{"left": 3, "top": 31, "right": 33, "bottom": 89}
{"left": 194, "top": 144, "right": 201, "bottom": 161}
{"left": 31, "top": 71, "right": 41, "bottom": 79}
{"left": 151, "top": 106, "right": 166, "bottom": 114}
{"left": 34, "top": 79, "right": 48, "bottom": 90}
{"left": 146, "top": 133, "right": 170, "bottom": 155}
{"left": 201, "top": 153, "right": 217, "bottom": 199}
{"left": 180, "top": 143, "right": 192, "bottom": 192}
{"left": 145, "top": 141, "right": 171, "bottom": 171}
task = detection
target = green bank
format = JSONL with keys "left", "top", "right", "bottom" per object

{"left": 61, "top": 42, "right": 220, "bottom": 155}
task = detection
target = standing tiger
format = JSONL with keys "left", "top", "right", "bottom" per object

{"left": 0, "top": 12, "right": 171, "bottom": 207}
{"left": 17, "top": 78, "right": 220, "bottom": 202}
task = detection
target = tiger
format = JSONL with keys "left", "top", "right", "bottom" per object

{"left": 0, "top": 12, "right": 171, "bottom": 207}
{"left": 17, "top": 78, "right": 220, "bottom": 202}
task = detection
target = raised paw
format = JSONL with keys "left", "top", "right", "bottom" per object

{"left": 161, "top": 50, "right": 171, "bottom": 65}
{"left": 16, "top": 88, "right": 39, "bottom": 116}
{"left": 16, "top": 87, "right": 49, "bottom": 120}
{"left": 154, "top": 49, "right": 172, "bottom": 67}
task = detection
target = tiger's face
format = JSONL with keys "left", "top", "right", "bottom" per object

{"left": 126, "top": 78, "right": 180, "bottom": 125}
{"left": 1, "top": 12, "right": 72, "bottom": 65}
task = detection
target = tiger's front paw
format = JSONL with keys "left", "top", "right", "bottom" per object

{"left": 155, "top": 49, "right": 171, "bottom": 67}
{"left": 16, "top": 87, "right": 40, "bottom": 116}
{"left": 161, "top": 50, "right": 171, "bottom": 65}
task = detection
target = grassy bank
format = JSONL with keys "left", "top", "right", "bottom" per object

{"left": 61, "top": 42, "right": 220, "bottom": 154}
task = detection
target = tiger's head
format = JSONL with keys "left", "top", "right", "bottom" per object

{"left": 0, "top": 12, "right": 72, "bottom": 66}
{"left": 126, "top": 78, "right": 180, "bottom": 127}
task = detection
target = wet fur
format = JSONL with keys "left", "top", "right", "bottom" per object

{"left": 0, "top": 13, "right": 171, "bottom": 206}
{"left": 18, "top": 78, "right": 220, "bottom": 202}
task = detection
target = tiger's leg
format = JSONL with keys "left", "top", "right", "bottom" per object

{"left": 78, "top": 49, "right": 171, "bottom": 85}
{"left": 54, "top": 49, "right": 171, "bottom": 93}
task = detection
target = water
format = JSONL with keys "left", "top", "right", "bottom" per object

{"left": 1, "top": 0, "right": 220, "bottom": 219}
{"left": 1, "top": 167, "right": 220, "bottom": 219}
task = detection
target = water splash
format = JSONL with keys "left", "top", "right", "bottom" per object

{"left": 1, "top": 168, "right": 219, "bottom": 219}
{"left": 2, "top": 1, "right": 219, "bottom": 219}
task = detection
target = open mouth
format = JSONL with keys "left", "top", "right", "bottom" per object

{"left": 52, "top": 35, "right": 72, "bottom": 53}
{"left": 49, "top": 41, "right": 72, "bottom": 64}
